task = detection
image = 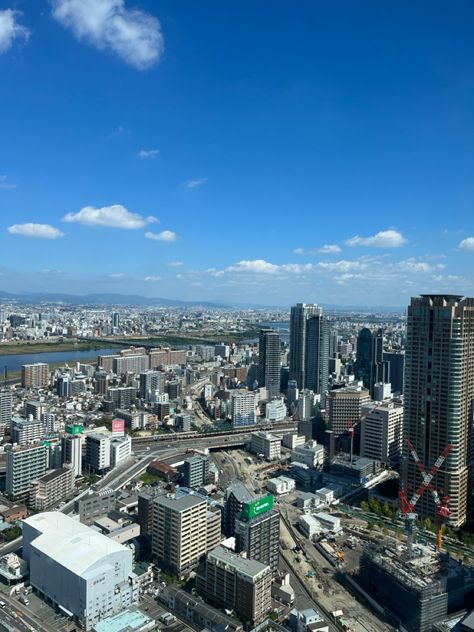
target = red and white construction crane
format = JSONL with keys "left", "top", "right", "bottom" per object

{"left": 399, "top": 439, "right": 453, "bottom": 556}
{"left": 346, "top": 418, "right": 358, "bottom": 465}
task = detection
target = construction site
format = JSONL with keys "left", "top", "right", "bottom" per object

{"left": 355, "top": 543, "right": 474, "bottom": 632}
{"left": 352, "top": 437, "right": 474, "bottom": 632}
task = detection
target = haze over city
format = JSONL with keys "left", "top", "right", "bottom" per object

{"left": 1, "top": 1, "right": 474, "bottom": 306}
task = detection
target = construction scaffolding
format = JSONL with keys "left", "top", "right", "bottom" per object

{"left": 355, "top": 544, "right": 474, "bottom": 632}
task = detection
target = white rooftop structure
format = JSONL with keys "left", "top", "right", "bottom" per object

{"left": 23, "top": 512, "right": 137, "bottom": 631}
{"left": 23, "top": 512, "right": 126, "bottom": 576}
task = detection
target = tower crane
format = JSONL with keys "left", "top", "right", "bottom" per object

{"left": 346, "top": 418, "right": 359, "bottom": 465}
{"left": 399, "top": 439, "right": 453, "bottom": 557}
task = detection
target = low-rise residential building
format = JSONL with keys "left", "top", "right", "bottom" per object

{"left": 299, "top": 515, "right": 322, "bottom": 539}
{"left": 267, "top": 476, "right": 296, "bottom": 495}
{"left": 313, "top": 512, "right": 341, "bottom": 533}
{"left": 75, "top": 489, "right": 116, "bottom": 525}
{"left": 29, "top": 466, "right": 74, "bottom": 511}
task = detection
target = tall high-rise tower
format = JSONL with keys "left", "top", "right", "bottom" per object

{"left": 289, "top": 303, "right": 329, "bottom": 396}
{"left": 403, "top": 294, "right": 474, "bottom": 527}
{"left": 258, "top": 329, "right": 281, "bottom": 399}
{"left": 355, "top": 328, "right": 372, "bottom": 388}
{"left": 356, "top": 328, "right": 389, "bottom": 396}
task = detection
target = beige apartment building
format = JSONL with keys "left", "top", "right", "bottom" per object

{"left": 152, "top": 494, "right": 220, "bottom": 577}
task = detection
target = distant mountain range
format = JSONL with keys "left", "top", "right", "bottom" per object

{"left": 0, "top": 290, "right": 407, "bottom": 312}
{"left": 0, "top": 290, "right": 228, "bottom": 309}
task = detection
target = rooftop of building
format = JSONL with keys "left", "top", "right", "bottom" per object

{"left": 35, "top": 467, "right": 71, "bottom": 484}
{"left": 154, "top": 493, "right": 206, "bottom": 512}
{"left": 225, "top": 481, "right": 254, "bottom": 503}
{"left": 92, "top": 607, "right": 154, "bottom": 632}
{"left": 208, "top": 545, "right": 270, "bottom": 579}
{"left": 362, "top": 544, "right": 474, "bottom": 592}
{"left": 24, "top": 512, "right": 128, "bottom": 577}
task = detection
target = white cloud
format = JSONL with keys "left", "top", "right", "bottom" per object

{"left": 144, "top": 275, "right": 161, "bottom": 282}
{"left": 0, "top": 9, "right": 30, "bottom": 54}
{"left": 139, "top": 148, "right": 159, "bottom": 159}
{"left": 51, "top": 0, "right": 164, "bottom": 70}
{"left": 317, "top": 244, "right": 341, "bottom": 254}
{"left": 167, "top": 261, "right": 183, "bottom": 267}
{"left": 458, "top": 237, "right": 474, "bottom": 251}
{"left": 109, "top": 272, "right": 125, "bottom": 278}
{"left": 227, "top": 260, "right": 279, "bottom": 274}
{"left": 293, "top": 244, "right": 341, "bottom": 255}
{"left": 185, "top": 178, "right": 207, "bottom": 189}
{"left": 145, "top": 230, "right": 177, "bottom": 242}
{"left": 7, "top": 223, "right": 64, "bottom": 239}
{"left": 396, "top": 258, "right": 445, "bottom": 273}
{"left": 63, "top": 204, "right": 158, "bottom": 229}
{"left": 346, "top": 229, "right": 407, "bottom": 248}
{"left": 0, "top": 175, "right": 17, "bottom": 190}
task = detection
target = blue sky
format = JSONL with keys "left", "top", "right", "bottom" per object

{"left": 1, "top": 0, "right": 474, "bottom": 307}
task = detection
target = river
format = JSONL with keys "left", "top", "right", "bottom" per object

{"left": 0, "top": 348, "right": 121, "bottom": 374}
{"left": 252, "top": 321, "right": 290, "bottom": 344}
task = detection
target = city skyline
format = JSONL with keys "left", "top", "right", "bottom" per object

{"left": 1, "top": 1, "right": 474, "bottom": 306}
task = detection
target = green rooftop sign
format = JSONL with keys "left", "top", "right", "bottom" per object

{"left": 65, "top": 424, "right": 83, "bottom": 435}
{"left": 241, "top": 495, "right": 274, "bottom": 520}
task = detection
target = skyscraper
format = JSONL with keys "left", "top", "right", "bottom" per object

{"left": 306, "top": 313, "right": 329, "bottom": 395}
{"left": 289, "top": 303, "right": 329, "bottom": 396}
{"left": 384, "top": 349, "right": 405, "bottom": 395}
{"left": 403, "top": 295, "right": 474, "bottom": 527}
{"left": 0, "top": 389, "right": 12, "bottom": 434}
{"left": 355, "top": 328, "right": 372, "bottom": 389}
{"left": 370, "top": 328, "right": 390, "bottom": 393}
{"left": 258, "top": 329, "right": 281, "bottom": 399}
{"left": 355, "top": 328, "right": 389, "bottom": 396}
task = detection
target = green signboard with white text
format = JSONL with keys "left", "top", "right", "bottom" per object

{"left": 241, "top": 495, "right": 274, "bottom": 520}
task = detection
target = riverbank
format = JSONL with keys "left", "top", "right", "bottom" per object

{"left": 0, "top": 329, "right": 261, "bottom": 357}
{"left": 0, "top": 339, "right": 126, "bottom": 357}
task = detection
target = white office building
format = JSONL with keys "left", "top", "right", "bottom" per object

{"left": 86, "top": 433, "right": 111, "bottom": 474}
{"left": 360, "top": 400, "right": 403, "bottom": 466}
{"left": 265, "top": 398, "right": 287, "bottom": 422}
{"left": 62, "top": 434, "right": 83, "bottom": 477}
{"left": 291, "top": 441, "right": 324, "bottom": 468}
{"left": 23, "top": 512, "right": 138, "bottom": 631}
{"left": 249, "top": 432, "right": 281, "bottom": 461}
{"left": 110, "top": 435, "right": 132, "bottom": 468}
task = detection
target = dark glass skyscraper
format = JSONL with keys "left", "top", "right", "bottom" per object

{"left": 355, "top": 328, "right": 372, "bottom": 388}
{"left": 258, "top": 329, "right": 281, "bottom": 399}
{"left": 289, "top": 303, "right": 329, "bottom": 396}
{"left": 356, "top": 327, "right": 389, "bottom": 396}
